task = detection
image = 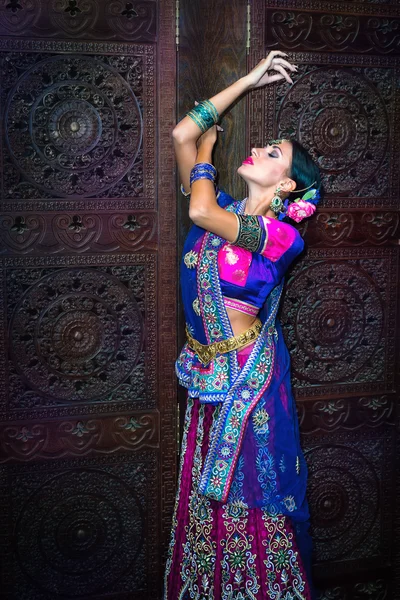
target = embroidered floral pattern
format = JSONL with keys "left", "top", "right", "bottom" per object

{"left": 164, "top": 400, "right": 311, "bottom": 599}
{"left": 192, "top": 297, "right": 200, "bottom": 316}
{"left": 163, "top": 398, "right": 193, "bottom": 594}
{"left": 253, "top": 405, "right": 280, "bottom": 515}
{"left": 224, "top": 244, "right": 240, "bottom": 265}
{"left": 262, "top": 515, "right": 307, "bottom": 598}
{"left": 179, "top": 404, "right": 216, "bottom": 599}
{"left": 184, "top": 250, "right": 198, "bottom": 269}
{"left": 282, "top": 495, "right": 297, "bottom": 512}
{"left": 198, "top": 283, "right": 284, "bottom": 502}
{"left": 233, "top": 214, "right": 263, "bottom": 252}
{"left": 221, "top": 456, "right": 259, "bottom": 599}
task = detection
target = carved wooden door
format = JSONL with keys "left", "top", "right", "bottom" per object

{"left": 0, "top": 2, "right": 176, "bottom": 599}
{"left": 249, "top": 1, "right": 400, "bottom": 598}
{"left": 178, "top": 0, "right": 399, "bottom": 598}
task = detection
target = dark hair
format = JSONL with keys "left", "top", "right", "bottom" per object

{"left": 286, "top": 139, "right": 323, "bottom": 204}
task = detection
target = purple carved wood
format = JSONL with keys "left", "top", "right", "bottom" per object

{"left": 0, "top": 1, "right": 176, "bottom": 598}
{"left": 250, "top": 1, "right": 400, "bottom": 598}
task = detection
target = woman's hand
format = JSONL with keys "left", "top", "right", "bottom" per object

{"left": 244, "top": 51, "right": 297, "bottom": 89}
{"left": 195, "top": 108, "right": 223, "bottom": 161}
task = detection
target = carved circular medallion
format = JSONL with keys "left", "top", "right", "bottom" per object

{"left": 277, "top": 68, "right": 389, "bottom": 193}
{"left": 5, "top": 55, "right": 142, "bottom": 196}
{"left": 282, "top": 261, "right": 383, "bottom": 382}
{"left": 10, "top": 268, "right": 143, "bottom": 401}
{"left": 306, "top": 444, "right": 379, "bottom": 560}
{"left": 15, "top": 469, "right": 144, "bottom": 595}
{"left": 47, "top": 99, "right": 103, "bottom": 155}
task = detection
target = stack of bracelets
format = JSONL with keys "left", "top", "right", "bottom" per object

{"left": 190, "top": 162, "right": 217, "bottom": 186}
{"left": 181, "top": 99, "right": 220, "bottom": 197}
{"left": 186, "top": 99, "right": 219, "bottom": 133}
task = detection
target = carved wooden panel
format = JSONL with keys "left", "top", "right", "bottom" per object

{"left": 0, "top": 453, "right": 159, "bottom": 599}
{"left": 0, "top": 212, "right": 158, "bottom": 255}
{"left": 0, "top": 0, "right": 157, "bottom": 42}
{"left": 0, "top": 2, "right": 176, "bottom": 598}
{"left": 250, "top": 1, "right": 399, "bottom": 597}
{"left": 1, "top": 46, "right": 155, "bottom": 205}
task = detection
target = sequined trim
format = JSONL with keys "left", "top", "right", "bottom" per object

{"left": 223, "top": 296, "right": 259, "bottom": 317}
{"left": 232, "top": 214, "right": 263, "bottom": 253}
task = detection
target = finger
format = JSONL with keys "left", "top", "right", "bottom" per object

{"left": 266, "top": 73, "right": 285, "bottom": 83}
{"left": 272, "top": 57, "right": 297, "bottom": 72}
{"left": 272, "top": 64, "right": 293, "bottom": 83}
{"left": 267, "top": 50, "right": 288, "bottom": 57}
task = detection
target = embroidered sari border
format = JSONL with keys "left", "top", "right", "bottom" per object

{"left": 199, "top": 280, "right": 284, "bottom": 502}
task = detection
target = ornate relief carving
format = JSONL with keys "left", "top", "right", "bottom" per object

{"left": 0, "top": 255, "right": 157, "bottom": 417}
{"left": 0, "top": 0, "right": 39, "bottom": 32}
{"left": 0, "top": 413, "right": 158, "bottom": 460}
{"left": 49, "top": 0, "right": 99, "bottom": 35}
{"left": 8, "top": 268, "right": 144, "bottom": 403}
{"left": 267, "top": 11, "right": 400, "bottom": 54}
{"left": 315, "top": 212, "right": 355, "bottom": 245}
{"left": 0, "top": 453, "right": 158, "bottom": 596}
{"left": 249, "top": 44, "right": 399, "bottom": 208}
{"left": 265, "top": 1, "right": 400, "bottom": 15}
{"left": 0, "top": 214, "right": 46, "bottom": 253}
{"left": 282, "top": 247, "right": 396, "bottom": 397}
{"left": 301, "top": 211, "right": 399, "bottom": 246}
{"left": 283, "top": 260, "right": 384, "bottom": 384}
{"left": 316, "top": 580, "right": 388, "bottom": 600}
{"left": 304, "top": 429, "right": 392, "bottom": 568}
{"left": 0, "top": 423, "right": 48, "bottom": 459}
{"left": 3, "top": 54, "right": 143, "bottom": 199}
{"left": 105, "top": 1, "right": 156, "bottom": 39}
{"left": 0, "top": 212, "right": 157, "bottom": 254}
{"left": 0, "top": 0, "right": 156, "bottom": 41}
{"left": 360, "top": 211, "right": 399, "bottom": 244}
{"left": 274, "top": 66, "right": 390, "bottom": 197}
{"left": 297, "top": 394, "right": 395, "bottom": 432}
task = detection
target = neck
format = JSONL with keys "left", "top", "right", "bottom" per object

{"left": 244, "top": 185, "right": 279, "bottom": 220}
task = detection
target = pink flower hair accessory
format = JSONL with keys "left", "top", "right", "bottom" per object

{"left": 278, "top": 187, "right": 320, "bottom": 222}
{"left": 286, "top": 199, "right": 316, "bottom": 222}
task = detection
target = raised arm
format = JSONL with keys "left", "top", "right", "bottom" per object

{"left": 178, "top": 52, "right": 296, "bottom": 241}
{"left": 173, "top": 51, "right": 295, "bottom": 196}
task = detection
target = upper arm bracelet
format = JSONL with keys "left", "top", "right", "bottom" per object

{"left": 231, "top": 214, "right": 263, "bottom": 253}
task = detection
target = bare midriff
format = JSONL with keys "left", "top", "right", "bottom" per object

{"left": 226, "top": 307, "right": 259, "bottom": 337}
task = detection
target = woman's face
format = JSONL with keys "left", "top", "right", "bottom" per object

{"left": 237, "top": 140, "right": 294, "bottom": 191}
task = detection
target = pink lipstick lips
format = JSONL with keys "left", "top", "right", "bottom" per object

{"left": 242, "top": 156, "right": 254, "bottom": 165}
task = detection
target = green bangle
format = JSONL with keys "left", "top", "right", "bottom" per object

{"left": 186, "top": 99, "right": 219, "bottom": 133}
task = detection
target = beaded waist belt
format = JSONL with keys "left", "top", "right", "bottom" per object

{"left": 185, "top": 318, "right": 262, "bottom": 366}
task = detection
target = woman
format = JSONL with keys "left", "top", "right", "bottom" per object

{"left": 164, "top": 51, "right": 322, "bottom": 600}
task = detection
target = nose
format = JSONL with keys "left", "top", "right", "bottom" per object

{"left": 251, "top": 148, "right": 258, "bottom": 157}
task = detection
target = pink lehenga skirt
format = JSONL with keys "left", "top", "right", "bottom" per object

{"left": 164, "top": 345, "right": 314, "bottom": 600}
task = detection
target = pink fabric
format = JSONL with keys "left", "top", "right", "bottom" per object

{"left": 260, "top": 217, "right": 296, "bottom": 262}
{"left": 163, "top": 389, "right": 313, "bottom": 600}
{"left": 217, "top": 242, "right": 252, "bottom": 286}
